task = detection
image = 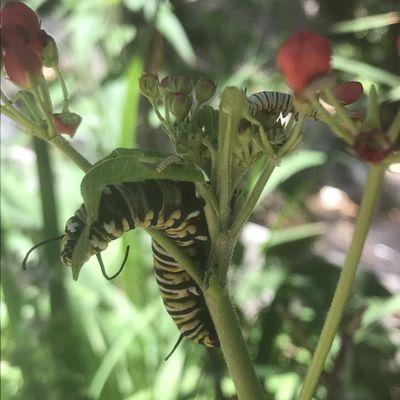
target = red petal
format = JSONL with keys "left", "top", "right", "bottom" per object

{"left": 4, "top": 47, "right": 42, "bottom": 88}
{"left": 0, "top": 2, "right": 40, "bottom": 31}
{"left": 277, "top": 31, "right": 331, "bottom": 92}
{"left": 334, "top": 82, "right": 363, "bottom": 105}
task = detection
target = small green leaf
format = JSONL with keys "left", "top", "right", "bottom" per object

{"left": 71, "top": 149, "right": 205, "bottom": 279}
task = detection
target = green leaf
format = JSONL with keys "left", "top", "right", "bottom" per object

{"left": 265, "top": 222, "right": 326, "bottom": 249}
{"left": 330, "top": 12, "right": 400, "bottom": 34}
{"left": 332, "top": 55, "right": 400, "bottom": 88}
{"left": 257, "top": 150, "right": 327, "bottom": 205}
{"left": 71, "top": 149, "right": 205, "bottom": 279}
{"left": 155, "top": 2, "right": 196, "bottom": 66}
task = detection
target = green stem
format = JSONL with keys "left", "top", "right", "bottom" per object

{"left": 55, "top": 66, "right": 70, "bottom": 112}
{"left": 145, "top": 227, "right": 203, "bottom": 287}
{"left": 49, "top": 135, "right": 92, "bottom": 173}
{"left": 323, "top": 88, "right": 357, "bottom": 135}
{"left": 204, "top": 278, "right": 265, "bottom": 400}
{"left": 231, "top": 158, "right": 275, "bottom": 238}
{"left": 388, "top": 108, "right": 400, "bottom": 142}
{"left": 298, "top": 163, "right": 385, "bottom": 400}
{"left": 217, "top": 114, "right": 234, "bottom": 228}
{"left": 310, "top": 97, "right": 353, "bottom": 145}
{"left": 1, "top": 106, "right": 40, "bottom": 136}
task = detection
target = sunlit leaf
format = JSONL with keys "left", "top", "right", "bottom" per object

{"left": 257, "top": 150, "right": 327, "bottom": 205}
{"left": 330, "top": 12, "right": 400, "bottom": 34}
{"left": 332, "top": 55, "right": 400, "bottom": 88}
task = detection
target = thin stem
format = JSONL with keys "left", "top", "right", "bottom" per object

{"left": 204, "top": 278, "right": 265, "bottom": 400}
{"left": 310, "top": 97, "right": 353, "bottom": 145}
{"left": 298, "top": 163, "right": 385, "bottom": 400}
{"left": 323, "top": 88, "right": 357, "bottom": 135}
{"left": 231, "top": 158, "right": 275, "bottom": 238}
{"left": 49, "top": 135, "right": 92, "bottom": 173}
{"left": 0, "top": 105, "right": 43, "bottom": 137}
{"left": 217, "top": 115, "right": 233, "bottom": 227}
{"left": 388, "top": 108, "right": 400, "bottom": 142}
{"left": 145, "top": 227, "right": 203, "bottom": 287}
{"left": 31, "top": 84, "right": 56, "bottom": 137}
{"left": 55, "top": 66, "right": 70, "bottom": 112}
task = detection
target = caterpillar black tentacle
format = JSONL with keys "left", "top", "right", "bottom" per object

{"left": 61, "top": 179, "right": 219, "bottom": 349}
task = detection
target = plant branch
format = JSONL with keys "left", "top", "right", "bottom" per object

{"left": 49, "top": 135, "right": 92, "bottom": 173}
{"left": 231, "top": 157, "right": 275, "bottom": 238}
{"left": 298, "top": 163, "right": 385, "bottom": 400}
{"left": 145, "top": 227, "right": 204, "bottom": 287}
{"left": 204, "top": 278, "right": 265, "bottom": 400}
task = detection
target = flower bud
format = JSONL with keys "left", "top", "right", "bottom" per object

{"left": 139, "top": 73, "right": 159, "bottom": 100}
{"left": 169, "top": 92, "right": 191, "bottom": 121}
{"left": 40, "top": 31, "right": 59, "bottom": 67}
{"left": 353, "top": 128, "right": 393, "bottom": 164}
{"left": 52, "top": 112, "right": 82, "bottom": 137}
{"left": 172, "top": 76, "right": 193, "bottom": 94}
{"left": 195, "top": 78, "right": 216, "bottom": 104}
{"left": 159, "top": 76, "right": 173, "bottom": 98}
{"left": 238, "top": 119, "right": 252, "bottom": 143}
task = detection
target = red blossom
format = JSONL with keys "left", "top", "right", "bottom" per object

{"left": 277, "top": 31, "right": 331, "bottom": 93}
{"left": 333, "top": 81, "right": 363, "bottom": 105}
{"left": 1, "top": 2, "right": 47, "bottom": 87}
{"left": 353, "top": 128, "right": 393, "bottom": 164}
{"left": 52, "top": 112, "right": 82, "bottom": 138}
{"left": 3, "top": 47, "right": 42, "bottom": 88}
{"left": 1, "top": 2, "right": 43, "bottom": 56}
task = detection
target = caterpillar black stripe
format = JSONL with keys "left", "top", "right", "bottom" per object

{"left": 61, "top": 180, "right": 219, "bottom": 348}
{"left": 248, "top": 91, "right": 319, "bottom": 119}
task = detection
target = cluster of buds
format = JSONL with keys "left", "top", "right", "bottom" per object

{"left": 276, "top": 30, "right": 399, "bottom": 164}
{"left": 1, "top": 2, "right": 81, "bottom": 138}
{"left": 139, "top": 74, "right": 216, "bottom": 122}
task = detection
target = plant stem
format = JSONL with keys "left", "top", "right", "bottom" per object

{"left": 298, "top": 163, "right": 385, "bottom": 400}
{"left": 204, "top": 278, "right": 265, "bottom": 400}
{"left": 49, "top": 135, "right": 92, "bottom": 172}
{"left": 231, "top": 157, "right": 275, "bottom": 238}
{"left": 145, "top": 227, "right": 203, "bottom": 287}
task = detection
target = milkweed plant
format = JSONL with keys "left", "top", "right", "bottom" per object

{"left": 1, "top": 2, "right": 399, "bottom": 400}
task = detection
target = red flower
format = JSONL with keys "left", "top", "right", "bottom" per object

{"left": 3, "top": 47, "right": 42, "bottom": 88}
{"left": 333, "top": 81, "right": 363, "bottom": 105}
{"left": 52, "top": 112, "right": 82, "bottom": 138}
{"left": 277, "top": 31, "right": 331, "bottom": 93}
{"left": 1, "top": 2, "right": 43, "bottom": 56}
{"left": 353, "top": 128, "right": 393, "bottom": 164}
{"left": 1, "top": 1, "right": 45, "bottom": 87}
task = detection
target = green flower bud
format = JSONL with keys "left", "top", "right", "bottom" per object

{"left": 41, "top": 31, "right": 59, "bottom": 68}
{"left": 172, "top": 76, "right": 193, "bottom": 94}
{"left": 139, "top": 73, "right": 159, "bottom": 100}
{"left": 195, "top": 78, "right": 216, "bottom": 104}
{"left": 159, "top": 76, "right": 173, "bottom": 98}
{"left": 170, "top": 92, "right": 191, "bottom": 121}
{"left": 238, "top": 119, "right": 252, "bottom": 143}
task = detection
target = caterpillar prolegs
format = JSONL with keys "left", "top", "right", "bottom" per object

{"left": 61, "top": 180, "right": 219, "bottom": 348}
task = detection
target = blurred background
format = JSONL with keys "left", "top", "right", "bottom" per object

{"left": 1, "top": 0, "right": 399, "bottom": 399}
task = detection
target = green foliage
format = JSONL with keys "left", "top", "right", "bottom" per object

{"left": 2, "top": 0, "right": 399, "bottom": 399}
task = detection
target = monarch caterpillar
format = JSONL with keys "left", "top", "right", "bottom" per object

{"left": 61, "top": 179, "right": 219, "bottom": 350}
{"left": 156, "top": 154, "right": 183, "bottom": 173}
{"left": 248, "top": 91, "right": 319, "bottom": 119}
{"left": 248, "top": 91, "right": 293, "bottom": 116}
